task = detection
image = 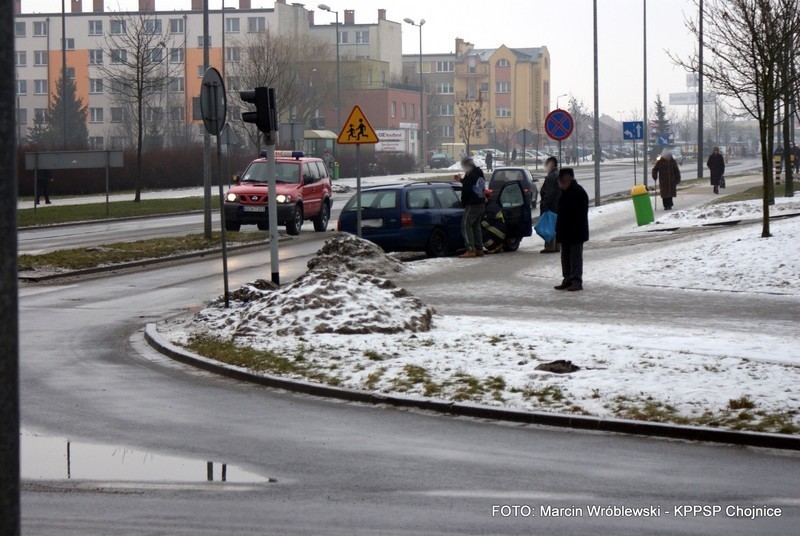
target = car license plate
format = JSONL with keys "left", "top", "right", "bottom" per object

{"left": 362, "top": 219, "right": 383, "bottom": 229}
{"left": 243, "top": 206, "right": 266, "bottom": 213}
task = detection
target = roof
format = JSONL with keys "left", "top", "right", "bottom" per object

{"left": 462, "top": 46, "right": 545, "bottom": 64}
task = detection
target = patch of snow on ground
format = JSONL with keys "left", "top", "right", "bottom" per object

{"left": 658, "top": 197, "right": 800, "bottom": 226}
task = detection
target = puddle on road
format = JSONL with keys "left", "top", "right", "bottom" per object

{"left": 21, "top": 430, "right": 272, "bottom": 485}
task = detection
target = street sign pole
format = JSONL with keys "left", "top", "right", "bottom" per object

{"left": 105, "top": 150, "right": 110, "bottom": 216}
{"left": 522, "top": 130, "right": 527, "bottom": 167}
{"left": 337, "top": 105, "right": 380, "bottom": 238}
{"left": 356, "top": 144, "right": 362, "bottom": 237}
{"left": 267, "top": 139, "right": 280, "bottom": 284}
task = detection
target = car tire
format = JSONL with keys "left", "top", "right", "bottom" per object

{"left": 286, "top": 205, "right": 303, "bottom": 236}
{"left": 225, "top": 220, "right": 241, "bottom": 232}
{"left": 504, "top": 237, "right": 521, "bottom": 252}
{"left": 313, "top": 202, "right": 330, "bottom": 232}
{"left": 425, "top": 228, "right": 448, "bottom": 258}
{"left": 257, "top": 222, "right": 268, "bottom": 231}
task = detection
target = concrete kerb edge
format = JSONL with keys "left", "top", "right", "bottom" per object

{"left": 143, "top": 323, "right": 800, "bottom": 451}
{"left": 19, "top": 237, "right": 294, "bottom": 282}
{"left": 19, "top": 210, "right": 205, "bottom": 231}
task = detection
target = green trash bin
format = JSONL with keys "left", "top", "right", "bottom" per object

{"left": 631, "top": 184, "right": 654, "bottom": 226}
{"left": 333, "top": 162, "right": 340, "bottom": 180}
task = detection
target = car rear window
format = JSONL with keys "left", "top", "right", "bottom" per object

{"left": 434, "top": 187, "right": 461, "bottom": 209}
{"left": 344, "top": 190, "right": 399, "bottom": 211}
{"left": 491, "top": 170, "right": 527, "bottom": 185}
{"left": 407, "top": 188, "right": 436, "bottom": 210}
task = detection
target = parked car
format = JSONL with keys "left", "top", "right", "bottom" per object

{"left": 337, "top": 181, "right": 532, "bottom": 257}
{"left": 429, "top": 153, "right": 455, "bottom": 169}
{"left": 488, "top": 167, "right": 538, "bottom": 209}
{"left": 224, "top": 151, "right": 332, "bottom": 235}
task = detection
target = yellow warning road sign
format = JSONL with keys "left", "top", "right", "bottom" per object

{"left": 337, "top": 105, "right": 380, "bottom": 145}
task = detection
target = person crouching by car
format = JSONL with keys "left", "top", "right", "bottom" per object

{"left": 459, "top": 156, "right": 486, "bottom": 258}
{"left": 554, "top": 168, "right": 589, "bottom": 292}
{"left": 539, "top": 156, "right": 561, "bottom": 253}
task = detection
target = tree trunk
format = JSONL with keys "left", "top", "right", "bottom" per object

{"left": 759, "top": 116, "right": 771, "bottom": 238}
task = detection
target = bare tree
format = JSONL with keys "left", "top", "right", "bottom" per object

{"left": 99, "top": 11, "right": 177, "bottom": 202}
{"left": 673, "top": 0, "right": 800, "bottom": 237}
{"left": 495, "top": 122, "right": 518, "bottom": 161}
{"left": 456, "top": 93, "right": 485, "bottom": 155}
{"left": 568, "top": 96, "right": 589, "bottom": 165}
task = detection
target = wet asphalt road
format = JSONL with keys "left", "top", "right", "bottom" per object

{"left": 20, "top": 225, "right": 800, "bottom": 535}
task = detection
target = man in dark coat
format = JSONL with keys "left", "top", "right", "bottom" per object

{"left": 539, "top": 156, "right": 561, "bottom": 254}
{"left": 651, "top": 149, "right": 681, "bottom": 210}
{"left": 35, "top": 169, "right": 53, "bottom": 205}
{"left": 459, "top": 156, "right": 486, "bottom": 258}
{"left": 511, "top": 148, "right": 518, "bottom": 164}
{"left": 554, "top": 168, "right": 589, "bottom": 292}
{"left": 485, "top": 151, "right": 494, "bottom": 172}
{"left": 707, "top": 146, "right": 725, "bottom": 194}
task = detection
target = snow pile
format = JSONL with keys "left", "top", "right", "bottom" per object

{"left": 659, "top": 197, "right": 800, "bottom": 226}
{"left": 194, "top": 235, "right": 433, "bottom": 338}
{"left": 331, "top": 183, "right": 353, "bottom": 194}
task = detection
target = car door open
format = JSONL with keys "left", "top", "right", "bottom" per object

{"left": 498, "top": 181, "right": 533, "bottom": 238}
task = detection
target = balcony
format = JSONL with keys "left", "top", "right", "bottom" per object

{"left": 455, "top": 64, "right": 489, "bottom": 77}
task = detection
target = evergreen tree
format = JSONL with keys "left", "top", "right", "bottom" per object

{"left": 27, "top": 74, "right": 88, "bottom": 149}
{"left": 650, "top": 94, "right": 672, "bottom": 158}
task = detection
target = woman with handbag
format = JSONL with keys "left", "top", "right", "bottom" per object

{"left": 707, "top": 146, "right": 726, "bottom": 194}
{"left": 651, "top": 149, "right": 681, "bottom": 210}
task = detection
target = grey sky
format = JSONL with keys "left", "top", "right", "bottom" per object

{"left": 30, "top": 0, "right": 701, "bottom": 119}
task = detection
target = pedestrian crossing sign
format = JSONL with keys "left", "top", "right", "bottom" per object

{"left": 337, "top": 106, "right": 380, "bottom": 145}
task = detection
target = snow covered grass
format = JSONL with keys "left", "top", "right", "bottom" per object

{"left": 658, "top": 196, "right": 800, "bottom": 226}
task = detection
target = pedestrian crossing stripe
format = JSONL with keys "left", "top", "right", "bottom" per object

{"left": 337, "top": 106, "right": 380, "bottom": 145}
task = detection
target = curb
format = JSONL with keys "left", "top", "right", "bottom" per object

{"left": 19, "top": 209, "right": 204, "bottom": 231}
{"left": 19, "top": 237, "right": 293, "bottom": 282}
{"left": 144, "top": 324, "right": 800, "bottom": 451}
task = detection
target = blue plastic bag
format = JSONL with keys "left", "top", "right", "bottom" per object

{"left": 534, "top": 210, "right": 557, "bottom": 244}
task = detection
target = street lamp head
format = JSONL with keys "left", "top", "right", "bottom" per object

{"left": 420, "top": 19, "right": 426, "bottom": 25}
{"left": 318, "top": 4, "right": 332, "bottom": 12}
{"left": 403, "top": 17, "right": 415, "bottom": 25}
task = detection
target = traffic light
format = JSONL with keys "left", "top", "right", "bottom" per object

{"left": 239, "top": 87, "right": 277, "bottom": 143}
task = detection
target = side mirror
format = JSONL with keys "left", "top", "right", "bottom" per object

{"left": 232, "top": 174, "right": 240, "bottom": 183}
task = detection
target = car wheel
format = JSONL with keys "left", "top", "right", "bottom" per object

{"left": 285, "top": 205, "right": 303, "bottom": 236}
{"left": 313, "top": 202, "right": 330, "bottom": 232}
{"left": 504, "top": 237, "right": 521, "bottom": 252}
{"left": 425, "top": 228, "right": 448, "bottom": 258}
{"left": 225, "top": 220, "right": 241, "bottom": 232}
{"left": 257, "top": 222, "right": 268, "bottom": 231}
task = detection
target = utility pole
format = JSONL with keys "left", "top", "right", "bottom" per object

{"left": 593, "top": 0, "right": 601, "bottom": 206}
{"left": 643, "top": 0, "right": 649, "bottom": 187}
{"left": 697, "top": 0, "right": 704, "bottom": 181}
{"left": 202, "top": 0, "right": 212, "bottom": 238}
{"left": 0, "top": 0, "right": 20, "bottom": 532}
{"left": 61, "top": 0, "right": 67, "bottom": 148}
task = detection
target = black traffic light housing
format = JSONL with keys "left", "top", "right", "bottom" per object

{"left": 240, "top": 87, "right": 278, "bottom": 143}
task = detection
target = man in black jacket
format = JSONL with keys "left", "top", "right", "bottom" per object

{"left": 459, "top": 156, "right": 486, "bottom": 258}
{"left": 539, "top": 156, "right": 561, "bottom": 253}
{"left": 554, "top": 168, "right": 589, "bottom": 292}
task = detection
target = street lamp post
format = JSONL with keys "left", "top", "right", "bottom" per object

{"left": 404, "top": 18, "right": 426, "bottom": 173}
{"left": 318, "top": 4, "right": 340, "bottom": 160}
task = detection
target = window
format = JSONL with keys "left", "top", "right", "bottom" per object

{"left": 169, "top": 18, "right": 184, "bottom": 34}
{"left": 436, "top": 60, "right": 454, "bottom": 72}
{"left": 14, "top": 51, "right": 26, "bottom": 66}
{"left": 496, "top": 58, "right": 511, "bottom": 67}
{"left": 110, "top": 20, "right": 126, "bottom": 35}
{"left": 496, "top": 82, "right": 511, "bottom": 94}
{"left": 226, "top": 17, "right": 240, "bottom": 33}
{"left": 391, "top": 101, "right": 396, "bottom": 118}
{"left": 436, "top": 82, "right": 454, "bottom": 94}
{"left": 34, "top": 51, "right": 47, "bottom": 66}
{"left": 89, "top": 136, "right": 104, "bottom": 150}
{"left": 111, "top": 107, "right": 124, "bottom": 123}
{"left": 34, "top": 80, "right": 47, "bottom": 95}
{"left": 170, "top": 106, "right": 184, "bottom": 121}
{"left": 410, "top": 103, "right": 415, "bottom": 120}
{"left": 89, "top": 49, "right": 103, "bottom": 65}
{"left": 111, "top": 137, "right": 126, "bottom": 150}
{"left": 145, "top": 107, "right": 163, "bottom": 122}
{"left": 17, "top": 109, "right": 27, "bottom": 125}
{"left": 90, "top": 108, "right": 104, "bottom": 123}
{"left": 169, "top": 48, "right": 184, "bottom": 64}
{"left": 499, "top": 182, "right": 525, "bottom": 207}
{"left": 407, "top": 188, "right": 436, "bottom": 210}
{"left": 88, "top": 20, "right": 103, "bottom": 35}
{"left": 111, "top": 49, "right": 127, "bottom": 64}
{"left": 33, "top": 21, "right": 47, "bottom": 36}
{"left": 197, "top": 35, "right": 212, "bottom": 47}
{"left": 109, "top": 80, "right": 124, "bottom": 94}
{"left": 480, "top": 82, "right": 489, "bottom": 93}
{"left": 169, "top": 77, "right": 184, "bottom": 93}
{"left": 247, "top": 17, "right": 266, "bottom": 33}
{"left": 345, "top": 190, "right": 398, "bottom": 211}
{"left": 197, "top": 65, "right": 206, "bottom": 77}
{"left": 144, "top": 19, "right": 163, "bottom": 34}
{"left": 34, "top": 108, "right": 48, "bottom": 123}
{"left": 434, "top": 187, "right": 461, "bottom": 209}
{"left": 355, "top": 30, "right": 369, "bottom": 44}
{"left": 148, "top": 47, "right": 164, "bottom": 63}
{"left": 338, "top": 31, "right": 349, "bottom": 44}
{"left": 89, "top": 78, "right": 103, "bottom": 94}
{"left": 15, "top": 80, "right": 27, "bottom": 96}
{"left": 63, "top": 38, "right": 75, "bottom": 50}
{"left": 227, "top": 76, "right": 240, "bottom": 90}
{"left": 226, "top": 47, "right": 241, "bottom": 63}
{"left": 15, "top": 22, "right": 25, "bottom": 37}
{"left": 401, "top": 102, "right": 407, "bottom": 119}
{"left": 66, "top": 67, "right": 75, "bottom": 80}
{"left": 437, "top": 104, "right": 454, "bottom": 116}
{"left": 496, "top": 107, "right": 512, "bottom": 118}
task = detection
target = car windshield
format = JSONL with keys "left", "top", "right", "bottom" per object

{"left": 343, "top": 190, "right": 399, "bottom": 211}
{"left": 240, "top": 162, "right": 300, "bottom": 184}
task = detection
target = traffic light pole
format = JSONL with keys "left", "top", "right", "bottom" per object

{"left": 266, "top": 138, "right": 280, "bottom": 285}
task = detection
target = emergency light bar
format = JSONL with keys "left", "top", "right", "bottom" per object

{"left": 258, "top": 150, "right": 305, "bottom": 160}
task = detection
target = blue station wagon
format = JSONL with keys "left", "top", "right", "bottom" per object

{"left": 337, "top": 181, "right": 532, "bottom": 257}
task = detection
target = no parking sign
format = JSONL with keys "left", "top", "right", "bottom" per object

{"left": 545, "top": 109, "right": 574, "bottom": 141}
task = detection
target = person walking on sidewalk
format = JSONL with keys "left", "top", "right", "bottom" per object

{"left": 485, "top": 151, "right": 494, "bottom": 172}
{"left": 651, "top": 149, "right": 681, "bottom": 210}
{"left": 35, "top": 169, "right": 53, "bottom": 205}
{"left": 539, "top": 156, "right": 561, "bottom": 254}
{"left": 554, "top": 168, "right": 589, "bottom": 292}
{"left": 459, "top": 156, "right": 486, "bottom": 258}
{"left": 707, "top": 146, "right": 725, "bottom": 194}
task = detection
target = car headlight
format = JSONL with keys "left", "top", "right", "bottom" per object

{"left": 276, "top": 195, "right": 292, "bottom": 203}
{"left": 226, "top": 193, "right": 238, "bottom": 202}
